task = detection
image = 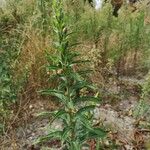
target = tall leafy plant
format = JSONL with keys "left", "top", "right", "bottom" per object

{"left": 36, "top": 0, "right": 106, "bottom": 149}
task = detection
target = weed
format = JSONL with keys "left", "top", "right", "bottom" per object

{"left": 36, "top": 0, "right": 106, "bottom": 149}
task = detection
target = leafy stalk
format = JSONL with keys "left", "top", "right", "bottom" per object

{"left": 36, "top": 0, "right": 106, "bottom": 149}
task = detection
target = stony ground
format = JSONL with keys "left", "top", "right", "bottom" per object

{"left": 0, "top": 77, "right": 150, "bottom": 150}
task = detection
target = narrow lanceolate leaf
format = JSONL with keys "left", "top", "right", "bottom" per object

{"left": 51, "top": 109, "right": 67, "bottom": 123}
{"left": 67, "top": 72, "right": 82, "bottom": 82}
{"left": 36, "top": 109, "right": 67, "bottom": 121}
{"left": 66, "top": 31, "right": 75, "bottom": 37}
{"left": 67, "top": 52, "right": 80, "bottom": 60}
{"left": 45, "top": 52, "right": 59, "bottom": 63}
{"left": 78, "top": 115, "right": 93, "bottom": 130}
{"left": 81, "top": 118, "right": 106, "bottom": 139}
{"left": 72, "top": 81, "right": 96, "bottom": 91}
{"left": 74, "top": 96, "right": 100, "bottom": 104}
{"left": 71, "top": 141, "right": 81, "bottom": 150}
{"left": 35, "top": 131, "right": 62, "bottom": 144}
{"left": 75, "top": 105, "right": 95, "bottom": 118}
{"left": 80, "top": 129, "right": 106, "bottom": 142}
{"left": 87, "top": 128, "right": 106, "bottom": 139}
{"left": 69, "top": 42, "right": 81, "bottom": 48}
{"left": 39, "top": 89, "right": 68, "bottom": 104}
{"left": 36, "top": 111, "right": 56, "bottom": 118}
{"left": 61, "top": 126, "right": 72, "bottom": 142}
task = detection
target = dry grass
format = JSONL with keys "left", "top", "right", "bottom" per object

{"left": 13, "top": 25, "right": 53, "bottom": 99}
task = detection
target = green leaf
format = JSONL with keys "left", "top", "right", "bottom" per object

{"left": 48, "top": 73, "right": 65, "bottom": 81}
{"left": 79, "top": 128, "right": 106, "bottom": 142}
{"left": 76, "top": 105, "right": 95, "bottom": 117}
{"left": 77, "top": 114, "right": 92, "bottom": 130}
{"left": 45, "top": 51, "right": 59, "bottom": 63}
{"left": 36, "top": 109, "right": 68, "bottom": 123}
{"left": 36, "top": 111, "right": 56, "bottom": 118}
{"left": 72, "top": 81, "right": 96, "bottom": 91}
{"left": 39, "top": 89, "right": 68, "bottom": 104}
{"left": 69, "top": 42, "right": 81, "bottom": 48}
{"left": 71, "top": 141, "right": 81, "bottom": 150}
{"left": 61, "top": 126, "right": 72, "bottom": 142}
{"left": 87, "top": 128, "right": 106, "bottom": 139}
{"left": 67, "top": 72, "right": 82, "bottom": 82}
{"left": 66, "top": 31, "right": 75, "bottom": 37}
{"left": 51, "top": 109, "right": 67, "bottom": 123}
{"left": 67, "top": 52, "right": 80, "bottom": 61}
{"left": 34, "top": 130, "right": 62, "bottom": 144}
{"left": 74, "top": 96, "right": 100, "bottom": 104}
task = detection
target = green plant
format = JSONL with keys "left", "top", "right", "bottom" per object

{"left": 36, "top": 0, "right": 106, "bottom": 149}
{"left": 0, "top": 34, "right": 17, "bottom": 133}
{"left": 134, "top": 73, "right": 150, "bottom": 118}
{"left": 37, "top": 0, "right": 51, "bottom": 37}
{"left": 0, "top": 9, "right": 28, "bottom": 133}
